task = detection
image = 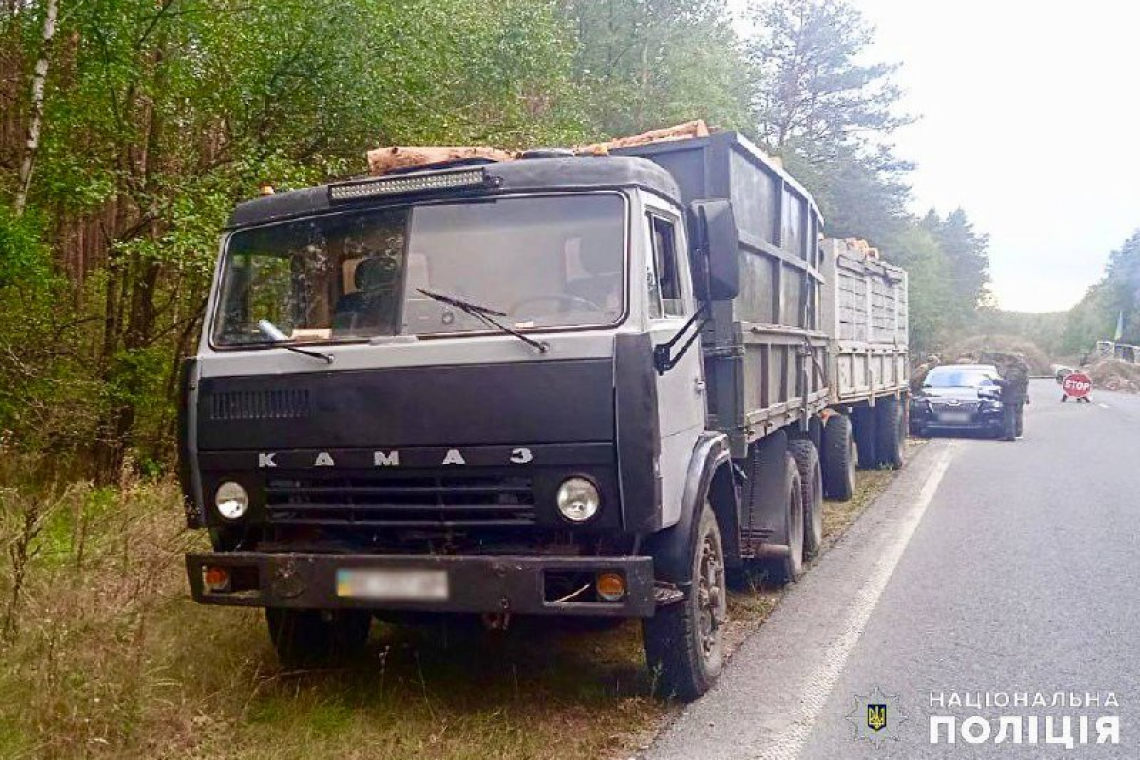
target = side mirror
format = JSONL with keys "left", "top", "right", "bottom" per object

{"left": 687, "top": 199, "right": 739, "bottom": 301}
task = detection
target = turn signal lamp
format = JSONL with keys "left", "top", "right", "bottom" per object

{"left": 204, "top": 566, "right": 230, "bottom": 593}
{"left": 596, "top": 572, "right": 626, "bottom": 602}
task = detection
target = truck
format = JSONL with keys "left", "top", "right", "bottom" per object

{"left": 179, "top": 129, "right": 908, "bottom": 701}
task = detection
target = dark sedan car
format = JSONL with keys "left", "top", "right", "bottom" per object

{"left": 910, "top": 364, "right": 1006, "bottom": 437}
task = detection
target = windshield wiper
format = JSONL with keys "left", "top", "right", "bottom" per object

{"left": 416, "top": 288, "right": 548, "bottom": 354}
{"left": 257, "top": 319, "right": 333, "bottom": 364}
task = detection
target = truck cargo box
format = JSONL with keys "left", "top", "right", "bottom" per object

{"left": 820, "top": 238, "right": 909, "bottom": 404}
{"left": 617, "top": 132, "right": 829, "bottom": 456}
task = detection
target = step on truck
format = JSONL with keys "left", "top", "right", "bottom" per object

{"left": 180, "top": 129, "right": 908, "bottom": 700}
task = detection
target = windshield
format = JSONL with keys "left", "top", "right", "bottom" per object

{"left": 924, "top": 369, "right": 997, "bottom": 388}
{"left": 211, "top": 194, "right": 625, "bottom": 347}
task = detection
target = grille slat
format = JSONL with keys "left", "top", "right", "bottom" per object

{"left": 265, "top": 473, "right": 536, "bottom": 529}
{"left": 210, "top": 389, "right": 309, "bottom": 420}
{"left": 267, "top": 484, "right": 531, "bottom": 497}
{"left": 274, "top": 518, "right": 536, "bottom": 529}
{"left": 271, "top": 502, "right": 531, "bottom": 513}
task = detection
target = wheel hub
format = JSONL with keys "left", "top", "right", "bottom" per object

{"left": 697, "top": 535, "right": 726, "bottom": 655}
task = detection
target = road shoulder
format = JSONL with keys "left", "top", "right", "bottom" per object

{"left": 641, "top": 439, "right": 957, "bottom": 760}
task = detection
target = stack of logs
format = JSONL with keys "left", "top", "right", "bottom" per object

{"left": 365, "top": 120, "right": 712, "bottom": 176}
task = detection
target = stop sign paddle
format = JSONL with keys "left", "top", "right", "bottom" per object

{"left": 1062, "top": 371, "right": 1092, "bottom": 399}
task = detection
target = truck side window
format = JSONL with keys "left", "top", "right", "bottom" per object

{"left": 650, "top": 216, "right": 685, "bottom": 317}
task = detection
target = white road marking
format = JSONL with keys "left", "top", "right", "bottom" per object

{"left": 757, "top": 443, "right": 957, "bottom": 760}
{"left": 1098, "top": 402, "right": 1110, "bottom": 409}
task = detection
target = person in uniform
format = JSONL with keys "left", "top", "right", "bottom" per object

{"left": 911, "top": 354, "right": 940, "bottom": 393}
{"left": 986, "top": 352, "right": 1029, "bottom": 440}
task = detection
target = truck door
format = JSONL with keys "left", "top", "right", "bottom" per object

{"left": 645, "top": 210, "right": 705, "bottom": 527}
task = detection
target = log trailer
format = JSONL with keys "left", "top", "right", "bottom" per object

{"left": 179, "top": 128, "right": 909, "bottom": 700}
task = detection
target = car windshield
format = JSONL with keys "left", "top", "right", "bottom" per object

{"left": 924, "top": 369, "right": 996, "bottom": 388}
{"left": 211, "top": 194, "right": 625, "bottom": 346}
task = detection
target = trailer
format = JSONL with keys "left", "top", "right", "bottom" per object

{"left": 818, "top": 238, "right": 910, "bottom": 496}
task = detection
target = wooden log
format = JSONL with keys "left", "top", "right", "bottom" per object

{"left": 574, "top": 119, "right": 710, "bottom": 156}
{"left": 367, "top": 145, "right": 516, "bottom": 176}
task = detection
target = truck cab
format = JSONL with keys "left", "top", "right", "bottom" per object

{"left": 182, "top": 155, "right": 741, "bottom": 698}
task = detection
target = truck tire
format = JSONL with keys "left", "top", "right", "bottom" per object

{"left": 821, "top": 414, "right": 856, "bottom": 501}
{"left": 265, "top": 608, "right": 371, "bottom": 668}
{"left": 643, "top": 502, "right": 726, "bottom": 701}
{"left": 852, "top": 405, "right": 878, "bottom": 469}
{"left": 755, "top": 455, "right": 804, "bottom": 586}
{"left": 789, "top": 438, "right": 823, "bottom": 559}
{"left": 874, "top": 396, "right": 906, "bottom": 469}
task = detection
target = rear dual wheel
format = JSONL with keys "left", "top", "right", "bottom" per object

{"left": 821, "top": 414, "right": 856, "bottom": 501}
{"left": 875, "top": 396, "right": 906, "bottom": 469}
{"left": 853, "top": 397, "right": 906, "bottom": 471}
{"left": 789, "top": 438, "right": 824, "bottom": 560}
{"left": 760, "top": 454, "right": 804, "bottom": 585}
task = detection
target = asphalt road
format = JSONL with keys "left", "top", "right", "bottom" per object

{"left": 644, "top": 379, "right": 1140, "bottom": 759}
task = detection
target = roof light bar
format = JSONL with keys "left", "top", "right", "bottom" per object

{"left": 328, "top": 168, "right": 490, "bottom": 202}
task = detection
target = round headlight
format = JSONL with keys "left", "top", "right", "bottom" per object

{"left": 556, "top": 477, "right": 600, "bottom": 522}
{"left": 214, "top": 481, "right": 249, "bottom": 520}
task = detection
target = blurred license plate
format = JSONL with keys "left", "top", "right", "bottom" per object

{"left": 939, "top": 411, "right": 972, "bottom": 424}
{"left": 336, "top": 568, "right": 449, "bottom": 600}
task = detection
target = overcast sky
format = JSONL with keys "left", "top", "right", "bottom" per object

{"left": 733, "top": 0, "right": 1140, "bottom": 312}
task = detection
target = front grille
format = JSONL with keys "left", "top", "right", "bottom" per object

{"left": 265, "top": 472, "right": 536, "bottom": 529}
{"left": 210, "top": 389, "right": 309, "bottom": 421}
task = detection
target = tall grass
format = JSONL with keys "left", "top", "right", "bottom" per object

{"left": 0, "top": 456, "right": 661, "bottom": 760}
{"left": 0, "top": 448, "right": 897, "bottom": 760}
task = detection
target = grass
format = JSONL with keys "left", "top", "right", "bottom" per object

{"left": 0, "top": 449, "right": 909, "bottom": 760}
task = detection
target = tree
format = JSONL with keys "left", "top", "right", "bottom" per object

{"left": 1104, "top": 231, "right": 1140, "bottom": 341}
{"left": 562, "top": 0, "right": 750, "bottom": 135}
{"left": 922, "top": 208, "right": 991, "bottom": 319}
{"left": 1062, "top": 231, "right": 1140, "bottom": 354}
{"left": 1, "top": 0, "right": 592, "bottom": 479}
{"left": 13, "top": 0, "right": 57, "bottom": 215}
{"left": 742, "top": 0, "right": 915, "bottom": 253}
{"left": 745, "top": 0, "right": 907, "bottom": 158}
{"left": 875, "top": 224, "right": 951, "bottom": 354}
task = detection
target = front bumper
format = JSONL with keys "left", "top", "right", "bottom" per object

{"left": 187, "top": 552, "right": 657, "bottom": 618}
{"left": 911, "top": 405, "right": 1004, "bottom": 431}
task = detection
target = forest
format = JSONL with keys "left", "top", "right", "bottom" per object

{"left": 1, "top": 0, "right": 996, "bottom": 483}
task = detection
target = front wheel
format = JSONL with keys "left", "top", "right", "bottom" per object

{"left": 643, "top": 503, "right": 726, "bottom": 701}
{"left": 265, "top": 608, "right": 371, "bottom": 668}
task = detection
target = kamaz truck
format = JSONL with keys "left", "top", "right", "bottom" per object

{"left": 180, "top": 130, "right": 908, "bottom": 700}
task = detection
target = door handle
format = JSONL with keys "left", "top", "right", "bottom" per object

{"left": 694, "top": 378, "right": 706, "bottom": 394}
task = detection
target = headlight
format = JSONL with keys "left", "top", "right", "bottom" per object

{"left": 214, "top": 481, "right": 249, "bottom": 520}
{"left": 556, "top": 477, "right": 600, "bottom": 522}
